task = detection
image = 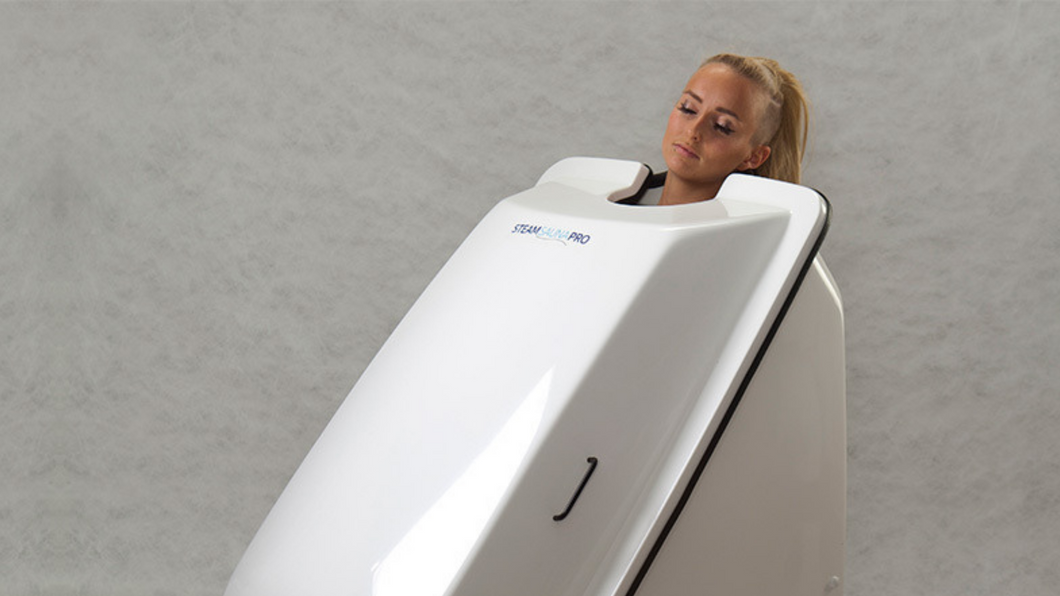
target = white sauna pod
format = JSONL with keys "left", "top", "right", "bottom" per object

{"left": 225, "top": 157, "right": 845, "bottom": 596}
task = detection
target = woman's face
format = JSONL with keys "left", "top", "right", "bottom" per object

{"left": 661, "top": 63, "right": 771, "bottom": 201}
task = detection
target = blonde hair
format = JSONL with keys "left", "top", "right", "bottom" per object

{"left": 703, "top": 53, "right": 810, "bottom": 185}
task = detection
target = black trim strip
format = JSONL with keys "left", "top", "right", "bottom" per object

{"left": 624, "top": 190, "right": 832, "bottom": 595}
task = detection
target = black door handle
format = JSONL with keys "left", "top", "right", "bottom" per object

{"left": 553, "top": 457, "right": 598, "bottom": 521}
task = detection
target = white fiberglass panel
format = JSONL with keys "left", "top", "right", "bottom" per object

{"left": 226, "top": 159, "right": 827, "bottom": 596}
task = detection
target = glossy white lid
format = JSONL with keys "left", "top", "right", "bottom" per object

{"left": 226, "top": 158, "right": 828, "bottom": 596}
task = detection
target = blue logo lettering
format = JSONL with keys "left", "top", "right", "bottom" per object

{"left": 510, "top": 222, "right": 591, "bottom": 246}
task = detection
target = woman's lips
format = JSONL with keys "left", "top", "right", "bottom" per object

{"left": 674, "top": 143, "right": 699, "bottom": 160}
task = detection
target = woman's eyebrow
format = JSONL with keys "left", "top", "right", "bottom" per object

{"left": 682, "top": 92, "right": 743, "bottom": 122}
{"left": 716, "top": 107, "right": 742, "bottom": 121}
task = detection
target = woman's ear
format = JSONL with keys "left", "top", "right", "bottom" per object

{"left": 739, "top": 145, "right": 771, "bottom": 171}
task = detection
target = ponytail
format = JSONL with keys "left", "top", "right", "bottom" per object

{"left": 703, "top": 54, "right": 810, "bottom": 185}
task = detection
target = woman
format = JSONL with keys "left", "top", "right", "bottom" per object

{"left": 648, "top": 53, "right": 810, "bottom": 206}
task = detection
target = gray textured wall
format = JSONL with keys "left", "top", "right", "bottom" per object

{"left": 3, "top": 2, "right": 1058, "bottom": 595}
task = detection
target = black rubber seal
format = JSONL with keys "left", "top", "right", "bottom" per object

{"left": 615, "top": 168, "right": 665, "bottom": 205}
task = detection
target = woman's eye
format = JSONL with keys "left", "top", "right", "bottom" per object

{"left": 677, "top": 103, "right": 696, "bottom": 115}
{"left": 714, "top": 122, "right": 735, "bottom": 135}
